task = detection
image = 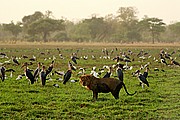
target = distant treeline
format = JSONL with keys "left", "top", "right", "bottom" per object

{"left": 0, "top": 7, "right": 180, "bottom": 43}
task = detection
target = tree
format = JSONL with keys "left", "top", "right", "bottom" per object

{"left": 82, "top": 16, "right": 110, "bottom": 41}
{"left": 27, "top": 18, "right": 65, "bottom": 42}
{"left": 3, "top": 21, "right": 22, "bottom": 38}
{"left": 168, "top": 22, "right": 180, "bottom": 37}
{"left": 139, "top": 17, "right": 166, "bottom": 43}
{"left": 116, "top": 7, "right": 139, "bottom": 42}
{"left": 22, "top": 11, "right": 44, "bottom": 30}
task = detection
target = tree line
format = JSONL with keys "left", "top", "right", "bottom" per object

{"left": 0, "top": 7, "right": 180, "bottom": 43}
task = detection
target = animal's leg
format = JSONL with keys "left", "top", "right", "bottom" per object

{"left": 93, "top": 91, "right": 98, "bottom": 100}
{"left": 111, "top": 85, "right": 121, "bottom": 99}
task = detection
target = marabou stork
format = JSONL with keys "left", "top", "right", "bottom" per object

{"left": 12, "top": 56, "right": 20, "bottom": 65}
{"left": 21, "top": 62, "right": 35, "bottom": 84}
{"left": 63, "top": 61, "right": 75, "bottom": 84}
{"left": 143, "top": 67, "right": 149, "bottom": 79}
{"left": 0, "top": 66, "right": 6, "bottom": 81}
{"left": 71, "top": 55, "right": 79, "bottom": 64}
{"left": 116, "top": 63, "right": 124, "bottom": 81}
{"left": 103, "top": 66, "right": 112, "bottom": 78}
{"left": 40, "top": 65, "right": 47, "bottom": 86}
{"left": 135, "top": 70, "right": 149, "bottom": 88}
{"left": 46, "top": 60, "right": 54, "bottom": 76}
{"left": 33, "top": 62, "right": 41, "bottom": 81}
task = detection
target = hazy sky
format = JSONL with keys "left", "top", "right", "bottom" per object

{"left": 0, "top": 0, "right": 180, "bottom": 24}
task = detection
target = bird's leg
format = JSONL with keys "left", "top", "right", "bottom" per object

{"left": 142, "top": 83, "right": 144, "bottom": 89}
{"left": 139, "top": 82, "right": 142, "bottom": 86}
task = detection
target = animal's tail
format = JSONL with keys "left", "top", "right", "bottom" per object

{"left": 122, "top": 82, "right": 137, "bottom": 96}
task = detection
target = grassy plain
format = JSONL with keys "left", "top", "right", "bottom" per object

{"left": 0, "top": 42, "right": 180, "bottom": 119}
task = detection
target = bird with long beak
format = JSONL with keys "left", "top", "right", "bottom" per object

{"left": 71, "top": 54, "right": 79, "bottom": 64}
{"left": 40, "top": 65, "right": 47, "bottom": 86}
{"left": 135, "top": 70, "right": 149, "bottom": 88}
{"left": 21, "top": 62, "right": 35, "bottom": 84}
{"left": 115, "top": 63, "right": 124, "bottom": 81}
{"left": 0, "top": 66, "right": 6, "bottom": 82}
{"left": 12, "top": 56, "right": 20, "bottom": 65}
{"left": 33, "top": 62, "right": 41, "bottom": 81}
{"left": 103, "top": 66, "right": 113, "bottom": 78}
{"left": 63, "top": 61, "right": 76, "bottom": 84}
{"left": 46, "top": 60, "right": 54, "bottom": 76}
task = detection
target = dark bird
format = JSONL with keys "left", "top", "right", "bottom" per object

{"left": 57, "top": 48, "right": 61, "bottom": 54}
{"left": 63, "top": 61, "right": 75, "bottom": 84}
{"left": 135, "top": 70, "right": 149, "bottom": 88}
{"left": 0, "top": 66, "right": 6, "bottom": 81}
{"left": 46, "top": 60, "right": 54, "bottom": 76}
{"left": 55, "top": 71, "right": 64, "bottom": 76}
{"left": 71, "top": 55, "right": 79, "bottom": 64}
{"left": 103, "top": 66, "right": 112, "bottom": 78}
{"left": 33, "top": 62, "right": 41, "bottom": 81}
{"left": 160, "top": 54, "right": 168, "bottom": 65}
{"left": 21, "top": 62, "right": 35, "bottom": 84}
{"left": 112, "top": 56, "right": 123, "bottom": 63}
{"left": 171, "top": 59, "right": 180, "bottom": 66}
{"left": 143, "top": 67, "right": 149, "bottom": 79}
{"left": 22, "top": 55, "right": 28, "bottom": 59}
{"left": 12, "top": 56, "right": 20, "bottom": 65}
{"left": 40, "top": 65, "right": 47, "bottom": 86}
{"left": 0, "top": 52, "right": 6, "bottom": 56}
{"left": 5, "top": 68, "right": 15, "bottom": 78}
{"left": 116, "top": 63, "right": 124, "bottom": 81}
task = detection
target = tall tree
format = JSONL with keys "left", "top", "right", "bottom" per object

{"left": 116, "top": 7, "right": 139, "bottom": 42}
{"left": 168, "top": 22, "right": 180, "bottom": 37}
{"left": 27, "top": 18, "right": 65, "bottom": 42}
{"left": 82, "top": 16, "right": 109, "bottom": 41}
{"left": 3, "top": 21, "right": 22, "bottom": 38}
{"left": 139, "top": 17, "right": 166, "bottom": 43}
{"left": 22, "top": 11, "right": 44, "bottom": 30}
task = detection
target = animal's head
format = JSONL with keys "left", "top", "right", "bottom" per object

{"left": 79, "top": 74, "right": 95, "bottom": 87}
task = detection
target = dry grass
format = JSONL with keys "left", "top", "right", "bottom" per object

{"left": 0, "top": 41, "right": 180, "bottom": 49}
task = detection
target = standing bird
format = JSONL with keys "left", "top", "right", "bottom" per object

{"left": 143, "top": 67, "right": 149, "bottom": 79}
{"left": 0, "top": 66, "right": 6, "bottom": 81}
{"left": 135, "top": 70, "right": 149, "bottom": 88}
{"left": 63, "top": 61, "right": 75, "bottom": 84}
{"left": 71, "top": 55, "right": 79, "bottom": 64}
{"left": 21, "top": 62, "right": 35, "bottom": 84}
{"left": 103, "top": 66, "right": 112, "bottom": 78}
{"left": 40, "top": 66, "right": 47, "bottom": 86}
{"left": 33, "top": 62, "right": 41, "bottom": 81}
{"left": 116, "top": 63, "right": 124, "bottom": 81}
{"left": 46, "top": 60, "right": 54, "bottom": 76}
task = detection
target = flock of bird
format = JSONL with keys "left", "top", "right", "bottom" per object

{"left": 0, "top": 47, "right": 180, "bottom": 89}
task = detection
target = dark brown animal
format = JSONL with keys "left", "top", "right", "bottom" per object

{"left": 79, "top": 74, "right": 136, "bottom": 100}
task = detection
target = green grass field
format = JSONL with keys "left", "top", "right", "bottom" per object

{"left": 0, "top": 43, "right": 180, "bottom": 119}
